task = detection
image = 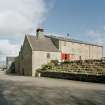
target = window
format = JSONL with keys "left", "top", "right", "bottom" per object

{"left": 47, "top": 53, "right": 50, "bottom": 59}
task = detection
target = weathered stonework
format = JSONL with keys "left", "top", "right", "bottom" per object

{"left": 14, "top": 29, "right": 103, "bottom": 76}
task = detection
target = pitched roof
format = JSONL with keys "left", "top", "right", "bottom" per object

{"left": 45, "top": 35, "right": 103, "bottom": 47}
{"left": 26, "top": 35, "right": 60, "bottom": 52}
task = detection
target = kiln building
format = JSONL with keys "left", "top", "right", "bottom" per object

{"left": 15, "top": 29, "right": 103, "bottom": 76}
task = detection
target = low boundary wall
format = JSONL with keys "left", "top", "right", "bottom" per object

{"left": 38, "top": 71, "right": 105, "bottom": 83}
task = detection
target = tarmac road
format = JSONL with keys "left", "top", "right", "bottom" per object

{"left": 0, "top": 70, "right": 105, "bottom": 105}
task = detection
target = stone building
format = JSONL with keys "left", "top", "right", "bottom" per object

{"left": 6, "top": 57, "right": 16, "bottom": 73}
{"left": 15, "top": 29, "right": 103, "bottom": 76}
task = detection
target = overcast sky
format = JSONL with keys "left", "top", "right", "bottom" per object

{"left": 0, "top": 0, "right": 52, "bottom": 62}
{"left": 0, "top": 0, "right": 105, "bottom": 63}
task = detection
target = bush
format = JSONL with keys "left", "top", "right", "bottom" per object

{"left": 41, "top": 63, "right": 54, "bottom": 70}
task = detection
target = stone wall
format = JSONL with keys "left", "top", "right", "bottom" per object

{"left": 59, "top": 40, "right": 103, "bottom": 60}
{"left": 39, "top": 71, "right": 105, "bottom": 83}
{"left": 19, "top": 36, "right": 32, "bottom": 76}
{"left": 32, "top": 51, "right": 61, "bottom": 76}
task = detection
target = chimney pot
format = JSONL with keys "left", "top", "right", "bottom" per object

{"left": 36, "top": 28, "right": 44, "bottom": 32}
{"left": 36, "top": 28, "right": 44, "bottom": 39}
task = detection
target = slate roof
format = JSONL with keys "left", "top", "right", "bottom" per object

{"left": 26, "top": 34, "right": 102, "bottom": 52}
{"left": 45, "top": 35, "right": 103, "bottom": 47}
{"left": 26, "top": 35, "right": 60, "bottom": 52}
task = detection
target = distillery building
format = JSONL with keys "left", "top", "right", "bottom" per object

{"left": 15, "top": 28, "right": 103, "bottom": 76}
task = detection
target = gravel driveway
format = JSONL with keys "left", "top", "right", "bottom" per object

{"left": 0, "top": 71, "right": 105, "bottom": 105}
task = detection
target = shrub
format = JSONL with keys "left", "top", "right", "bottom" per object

{"left": 41, "top": 63, "right": 54, "bottom": 70}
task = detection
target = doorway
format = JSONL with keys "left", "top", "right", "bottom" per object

{"left": 22, "top": 68, "right": 24, "bottom": 75}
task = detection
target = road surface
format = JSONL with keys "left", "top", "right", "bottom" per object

{"left": 0, "top": 71, "right": 105, "bottom": 105}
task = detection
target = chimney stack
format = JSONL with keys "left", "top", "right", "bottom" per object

{"left": 36, "top": 28, "right": 44, "bottom": 39}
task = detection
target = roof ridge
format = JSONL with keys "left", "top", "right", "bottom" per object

{"left": 45, "top": 35, "right": 103, "bottom": 47}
